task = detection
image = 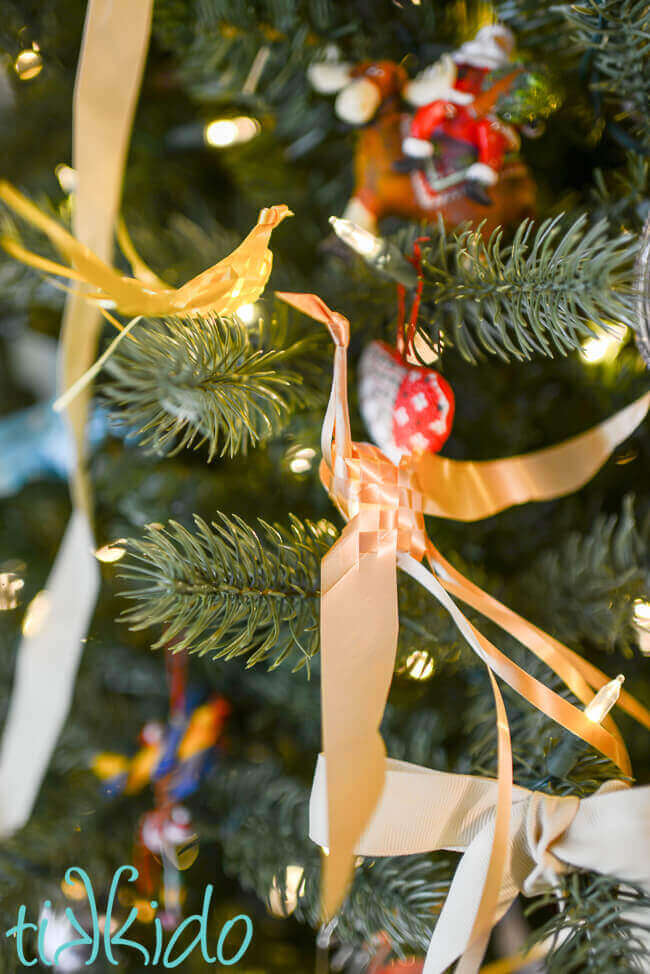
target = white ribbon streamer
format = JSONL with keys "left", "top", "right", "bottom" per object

{"left": 0, "top": 0, "right": 152, "bottom": 835}
{"left": 310, "top": 756, "right": 649, "bottom": 973}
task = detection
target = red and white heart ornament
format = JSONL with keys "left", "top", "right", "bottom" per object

{"left": 358, "top": 340, "right": 455, "bottom": 461}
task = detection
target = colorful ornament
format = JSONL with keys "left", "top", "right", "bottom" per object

{"left": 92, "top": 652, "right": 229, "bottom": 927}
{"left": 307, "top": 26, "right": 559, "bottom": 236}
{"left": 92, "top": 695, "right": 229, "bottom": 797}
{"left": 359, "top": 341, "right": 454, "bottom": 461}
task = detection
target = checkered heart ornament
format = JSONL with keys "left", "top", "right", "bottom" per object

{"left": 276, "top": 291, "right": 650, "bottom": 973}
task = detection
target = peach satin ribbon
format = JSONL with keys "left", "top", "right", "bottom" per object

{"left": 276, "top": 291, "right": 649, "bottom": 972}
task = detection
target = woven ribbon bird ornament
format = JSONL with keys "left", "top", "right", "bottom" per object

{"left": 276, "top": 291, "right": 650, "bottom": 971}
{"left": 0, "top": 182, "right": 292, "bottom": 319}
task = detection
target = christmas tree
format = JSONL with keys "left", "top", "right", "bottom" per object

{"left": 0, "top": 1, "right": 649, "bottom": 971}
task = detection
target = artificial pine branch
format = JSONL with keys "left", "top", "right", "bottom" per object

{"left": 590, "top": 153, "right": 649, "bottom": 232}
{"left": 515, "top": 496, "right": 650, "bottom": 656}
{"left": 416, "top": 214, "right": 639, "bottom": 363}
{"left": 121, "top": 512, "right": 480, "bottom": 673}
{"left": 528, "top": 871, "right": 650, "bottom": 973}
{"left": 103, "top": 313, "right": 322, "bottom": 460}
{"left": 560, "top": 0, "right": 650, "bottom": 150}
{"left": 120, "top": 514, "right": 333, "bottom": 669}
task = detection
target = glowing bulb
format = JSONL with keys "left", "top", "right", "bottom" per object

{"left": 581, "top": 325, "right": 627, "bottom": 363}
{"left": 61, "top": 877, "right": 88, "bottom": 901}
{"left": 584, "top": 674, "right": 624, "bottom": 724}
{"left": 329, "top": 216, "right": 383, "bottom": 259}
{"left": 22, "top": 591, "right": 50, "bottom": 637}
{"left": 405, "top": 649, "right": 435, "bottom": 681}
{"left": 633, "top": 598, "right": 650, "bottom": 630}
{"left": 14, "top": 46, "right": 43, "bottom": 81}
{"left": 268, "top": 865, "right": 305, "bottom": 917}
{"left": 289, "top": 447, "right": 316, "bottom": 474}
{"left": 0, "top": 572, "right": 24, "bottom": 611}
{"left": 204, "top": 116, "right": 260, "bottom": 148}
{"left": 95, "top": 542, "right": 126, "bottom": 563}
{"left": 55, "top": 163, "right": 77, "bottom": 194}
{"left": 235, "top": 302, "right": 259, "bottom": 325}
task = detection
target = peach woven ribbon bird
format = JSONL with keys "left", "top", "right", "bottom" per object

{"left": 275, "top": 290, "right": 650, "bottom": 972}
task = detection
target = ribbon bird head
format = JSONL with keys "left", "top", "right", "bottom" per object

{"left": 0, "top": 181, "right": 291, "bottom": 318}
{"left": 276, "top": 290, "right": 650, "bottom": 967}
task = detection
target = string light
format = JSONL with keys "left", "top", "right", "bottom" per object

{"left": 203, "top": 116, "right": 261, "bottom": 149}
{"left": 584, "top": 674, "right": 624, "bottom": 724}
{"left": 329, "top": 217, "right": 418, "bottom": 287}
{"left": 405, "top": 649, "right": 435, "bottom": 681}
{"left": 0, "top": 572, "right": 24, "bottom": 610}
{"left": 95, "top": 542, "right": 126, "bottom": 563}
{"left": 55, "top": 164, "right": 77, "bottom": 194}
{"left": 22, "top": 591, "right": 50, "bottom": 637}
{"left": 633, "top": 598, "right": 650, "bottom": 656}
{"left": 14, "top": 45, "right": 43, "bottom": 81}
{"left": 268, "top": 865, "right": 305, "bottom": 917}
{"left": 235, "top": 302, "right": 260, "bottom": 325}
{"left": 289, "top": 447, "right": 316, "bottom": 474}
{"left": 581, "top": 324, "right": 627, "bottom": 364}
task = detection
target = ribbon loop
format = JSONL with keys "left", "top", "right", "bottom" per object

{"left": 520, "top": 792, "right": 578, "bottom": 895}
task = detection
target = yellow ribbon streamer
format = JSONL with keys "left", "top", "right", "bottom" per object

{"left": 276, "top": 290, "right": 649, "bottom": 972}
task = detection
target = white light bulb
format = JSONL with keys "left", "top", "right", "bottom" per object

{"left": 204, "top": 116, "right": 260, "bottom": 148}
{"left": 584, "top": 674, "right": 624, "bottom": 724}
{"left": 235, "top": 302, "right": 259, "bottom": 325}
{"left": 405, "top": 649, "right": 435, "bottom": 681}
{"left": 329, "top": 216, "right": 383, "bottom": 260}
{"left": 268, "top": 865, "right": 305, "bottom": 917}
{"left": 95, "top": 542, "right": 126, "bottom": 563}
{"left": 581, "top": 325, "right": 627, "bottom": 364}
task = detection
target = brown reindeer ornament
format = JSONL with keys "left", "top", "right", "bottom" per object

{"left": 308, "top": 29, "right": 558, "bottom": 236}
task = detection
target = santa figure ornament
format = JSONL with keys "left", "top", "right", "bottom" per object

{"left": 359, "top": 341, "right": 454, "bottom": 462}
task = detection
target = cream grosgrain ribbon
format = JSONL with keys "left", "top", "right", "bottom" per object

{"left": 0, "top": 0, "right": 153, "bottom": 836}
{"left": 275, "top": 291, "right": 650, "bottom": 964}
{"left": 310, "top": 756, "right": 650, "bottom": 974}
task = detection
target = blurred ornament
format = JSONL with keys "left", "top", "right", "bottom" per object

{"left": 38, "top": 902, "right": 87, "bottom": 971}
{"left": 359, "top": 341, "right": 454, "bottom": 462}
{"left": 14, "top": 45, "right": 42, "bottom": 81}
{"left": 308, "top": 26, "right": 558, "bottom": 235}
{"left": 635, "top": 214, "right": 650, "bottom": 367}
{"left": 0, "top": 401, "right": 108, "bottom": 498}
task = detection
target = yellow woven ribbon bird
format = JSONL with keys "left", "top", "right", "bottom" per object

{"left": 276, "top": 290, "right": 650, "bottom": 972}
{"left": 0, "top": 181, "right": 292, "bottom": 318}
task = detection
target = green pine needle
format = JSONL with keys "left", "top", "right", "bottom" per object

{"left": 417, "top": 214, "right": 639, "bottom": 363}
{"left": 103, "top": 313, "right": 321, "bottom": 460}
{"left": 120, "top": 514, "right": 335, "bottom": 669}
{"left": 528, "top": 871, "right": 650, "bottom": 973}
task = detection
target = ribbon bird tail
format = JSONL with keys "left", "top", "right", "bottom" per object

{"left": 319, "top": 519, "right": 398, "bottom": 919}
{"left": 0, "top": 180, "right": 132, "bottom": 302}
